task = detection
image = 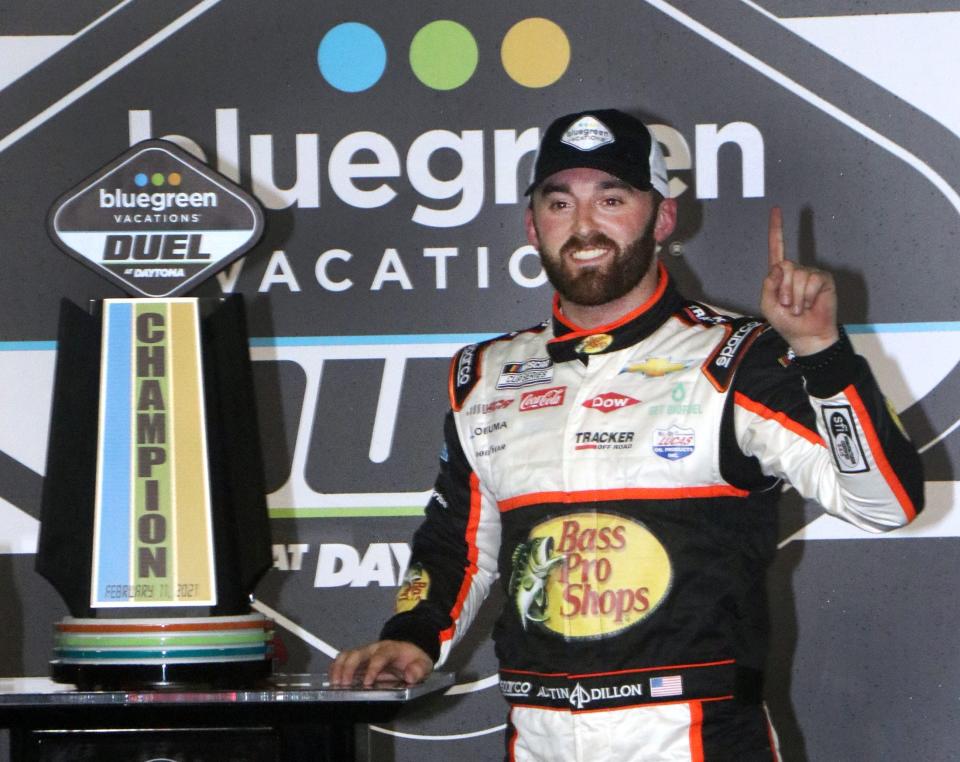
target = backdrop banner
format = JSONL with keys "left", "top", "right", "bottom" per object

{"left": 1, "top": 0, "right": 958, "bottom": 758}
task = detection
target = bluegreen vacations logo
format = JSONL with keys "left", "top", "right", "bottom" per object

{"left": 48, "top": 140, "right": 263, "bottom": 298}
{"left": 99, "top": 172, "right": 217, "bottom": 222}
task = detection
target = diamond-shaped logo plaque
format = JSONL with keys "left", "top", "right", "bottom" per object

{"left": 48, "top": 139, "right": 264, "bottom": 297}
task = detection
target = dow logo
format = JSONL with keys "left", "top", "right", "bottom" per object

{"left": 48, "top": 140, "right": 263, "bottom": 297}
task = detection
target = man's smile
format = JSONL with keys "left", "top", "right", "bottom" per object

{"left": 570, "top": 247, "right": 610, "bottom": 263}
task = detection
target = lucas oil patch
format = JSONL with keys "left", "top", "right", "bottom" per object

{"left": 510, "top": 513, "right": 672, "bottom": 639}
{"left": 652, "top": 425, "right": 695, "bottom": 461}
{"left": 822, "top": 405, "right": 869, "bottom": 473}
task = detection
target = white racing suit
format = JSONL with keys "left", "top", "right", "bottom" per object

{"left": 381, "top": 269, "right": 923, "bottom": 761}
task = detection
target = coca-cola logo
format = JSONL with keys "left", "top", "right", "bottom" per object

{"left": 520, "top": 386, "right": 566, "bottom": 411}
{"left": 582, "top": 392, "right": 641, "bottom": 413}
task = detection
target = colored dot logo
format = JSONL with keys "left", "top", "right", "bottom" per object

{"left": 318, "top": 22, "right": 387, "bottom": 93}
{"left": 134, "top": 172, "right": 182, "bottom": 187}
{"left": 501, "top": 19, "right": 569, "bottom": 88}
{"left": 410, "top": 21, "right": 477, "bottom": 91}
{"left": 317, "top": 18, "right": 570, "bottom": 92}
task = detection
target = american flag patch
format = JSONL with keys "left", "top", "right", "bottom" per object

{"left": 649, "top": 675, "right": 683, "bottom": 698}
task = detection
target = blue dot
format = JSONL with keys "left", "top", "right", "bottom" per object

{"left": 318, "top": 23, "right": 386, "bottom": 92}
{"left": 134, "top": 173, "right": 148, "bottom": 187}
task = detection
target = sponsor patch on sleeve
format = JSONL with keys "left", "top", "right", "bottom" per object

{"left": 702, "top": 318, "right": 768, "bottom": 391}
{"left": 395, "top": 563, "right": 430, "bottom": 613}
{"left": 450, "top": 343, "right": 481, "bottom": 410}
{"left": 822, "top": 404, "right": 870, "bottom": 473}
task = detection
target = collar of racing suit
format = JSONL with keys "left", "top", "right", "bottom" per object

{"left": 547, "top": 262, "right": 684, "bottom": 364}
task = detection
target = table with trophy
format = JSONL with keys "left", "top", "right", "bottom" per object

{"left": 0, "top": 672, "right": 453, "bottom": 761}
{"left": 0, "top": 139, "right": 453, "bottom": 761}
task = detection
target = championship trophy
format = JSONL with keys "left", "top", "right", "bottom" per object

{"left": 38, "top": 140, "right": 273, "bottom": 687}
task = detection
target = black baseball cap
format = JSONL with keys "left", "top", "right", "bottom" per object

{"left": 525, "top": 109, "right": 669, "bottom": 197}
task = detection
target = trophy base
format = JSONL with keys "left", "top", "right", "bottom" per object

{"left": 50, "top": 659, "right": 273, "bottom": 690}
{"left": 50, "top": 613, "right": 275, "bottom": 690}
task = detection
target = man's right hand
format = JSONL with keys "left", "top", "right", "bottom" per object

{"left": 329, "top": 640, "right": 434, "bottom": 687}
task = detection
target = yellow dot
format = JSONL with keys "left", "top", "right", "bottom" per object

{"left": 168, "top": 172, "right": 182, "bottom": 186}
{"left": 501, "top": 18, "right": 570, "bottom": 88}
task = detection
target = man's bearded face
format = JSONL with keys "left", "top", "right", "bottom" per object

{"left": 537, "top": 215, "right": 658, "bottom": 307}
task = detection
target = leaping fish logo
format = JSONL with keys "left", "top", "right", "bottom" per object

{"left": 621, "top": 357, "right": 691, "bottom": 378}
{"left": 509, "top": 536, "right": 563, "bottom": 630}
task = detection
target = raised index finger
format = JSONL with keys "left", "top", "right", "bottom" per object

{"left": 768, "top": 206, "right": 784, "bottom": 268}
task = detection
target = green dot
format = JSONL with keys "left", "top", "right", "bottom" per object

{"left": 409, "top": 20, "right": 477, "bottom": 91}
{"left": 151, "top": 173, "right": 165, "bottom": 186}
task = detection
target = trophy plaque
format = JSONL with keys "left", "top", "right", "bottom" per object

{"left": 39, "top": 139, "right": 273, "bottom": 687}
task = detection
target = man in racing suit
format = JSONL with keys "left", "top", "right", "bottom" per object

{"left": 331, "top": 109, "right": 924, "bottom": 761}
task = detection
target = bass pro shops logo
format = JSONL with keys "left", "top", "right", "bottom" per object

{"left": 48, "top": 140, "right": 263, "bottom": 297}
{"left": 509, "top": 513, "right": 673, "bottom": 638}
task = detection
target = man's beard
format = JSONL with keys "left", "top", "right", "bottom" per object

{"left": 538, "top": 220, "right": 658, "bottom": 307}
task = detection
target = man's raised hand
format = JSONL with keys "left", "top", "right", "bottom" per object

{"left": 761, "top": 206, "right": 839, "bottom": 356}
